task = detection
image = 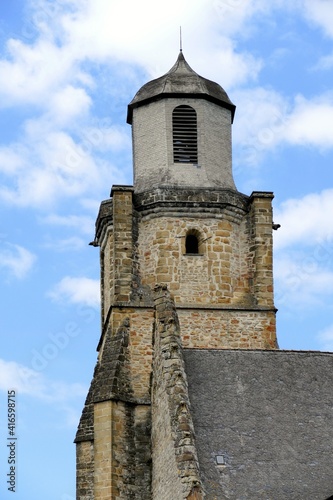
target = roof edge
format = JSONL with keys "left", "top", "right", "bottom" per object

{"left": 127, "top": 91, "right": 236, "bottom": 124}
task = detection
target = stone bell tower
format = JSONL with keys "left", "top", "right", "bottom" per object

{"left": 75, "top": 51, "right": 277, "bottom": 499}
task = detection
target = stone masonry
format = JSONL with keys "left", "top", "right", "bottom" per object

{"left": 152, "top": 284, "right": 203, "bottom": 500}
{"left": 75, "top": 51, "right": 278, "bottom": 499}
{"left": 131, "top": 99, "right": 235, "bottom": 192}
{"left": 75, "top": 182, "right": 277, "bottom": 498}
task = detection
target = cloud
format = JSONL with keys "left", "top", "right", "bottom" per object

{"left": 48, "top": 276, "right": 100, "bottom": 307}
{"left": 0, "top": 148, "right": 25, "bottom": 175}
{"left": 0, "top": 358, "right": 87, "bottom": 426}
{"left": 312, "top": 50, "right": 333, "bottom": 71}
{"left": 0, "top": 124, "right": 127, "bottom": 208}
{"left": 47, "top": 85, "right": 92, "bottom": 126}
{"left": 317, "top": 324, "right": 333, "bottom": 352}
{"left": 303, "top": 0, "right": 333, "bottom": 38}
{"left": 273, "top": 189, "right": 333, "bottom": 310}
{"left": 40, "top": 214, "right": 95, "bottom": 235}
{"left": 82, "top": 125, "right": 131, "bottom": 152}
{"left": 233, "top": 87, "right": 287, "bottom": 165}
{"left": 43, "top": 236, "right": 87, "bottom": 252}
{"left": 0, "top": 0, "right": 267, "bottom": 109}
{"left": 283, "top": 94, "right": 333, "bottom": 149}
{"left": 0, "top": 358, "right": 86, "bottom": 403}
{"left": 0, "top": 359, "right": 44, "bottom": 396}
{"left": 274, "top": 189, "right": 333, "bottom": 250}
{"left": 60, "top": 0, "right": 212, "bottom": 64}
{"left": 233, "top": 89, "right": 333, "bottom": 168}
{"left": 1, "top": 0, "right": 333, "bottom": 210}
{"left": 193, "top": 40, "right": 262, "bottom": 90}
{"left": 0, "top": 0, "right": 275, "bottom": 211}
{"left": 0, "top": 38, "right": 78, "bottom": 108}
{"left": 0, "top": 243, "right": 36, "bottom": 279}
{"left": 274, "top": 254, "right": 333, "bottom": 309}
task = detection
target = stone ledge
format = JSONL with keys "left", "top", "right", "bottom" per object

{"left": 100, "top": 302, "right": 277, "bottom": 312}
{"left": 250, "top": 190, "right": 274, "bottom": 200}
{"left": 110, "top": 184, "right": 134, "bottom": 196}
{"left": 134, "top": 186, "right": 249, "bottom": 211}
{"left": 93, "top": 394, "right": 151, "bottom": 405}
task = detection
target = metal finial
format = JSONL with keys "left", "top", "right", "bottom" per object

{"left": 180, "top": 26, "right": 182, "bottom": 52}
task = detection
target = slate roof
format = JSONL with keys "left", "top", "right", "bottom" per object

{"left": 127, "top": 51, "right": 236, "bottom": 124}
{"left": 184, "top": 349, "right": 333, "bottom": 500}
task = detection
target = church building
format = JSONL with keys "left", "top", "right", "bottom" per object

{"left": 75, "top": 51, "right": 333, "bottom": 499}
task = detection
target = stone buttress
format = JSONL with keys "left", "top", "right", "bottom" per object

{"left": 75, "top": 51, "right": 278, "bottom": 499}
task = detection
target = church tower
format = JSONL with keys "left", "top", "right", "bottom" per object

{"left": 75, "top": 51, "right": 277, "bottom": 499}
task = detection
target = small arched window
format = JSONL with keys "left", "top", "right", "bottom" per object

{"left": 173, "top": 105, "right": 198, "bottom": 164}
{"left": 186, "top": 234, "right": 199, "bottom": 254}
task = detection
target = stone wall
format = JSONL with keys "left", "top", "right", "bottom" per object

{"left": 134, "top": 190, "right": 277, "bottom": 349}
{"left": 109, "top": 401, "right": 151, "bottom": 500}
{"left": 152, "top": 285, "right": 204, "bottom": 500}
{"left": 178, "top": 308, "right": 276, "bottom": 350}
{"left": 76, "top": 184, "right": 277, "bottom": 499}
{"left": 112, "top": 187, "right": 135, "bottom": 303}
{"left": 137, "top": 214, "right": 253, "bottom": 306}
{"left": 248, "top": 192, "right": 275, "bottom": 307}
{"left": 94, "top": 185, "right": 277, "bottom": 353}
{"left": 132, "top": 98, "right": 234, "bottom": 192}
{"left": 94, "top": 401, "right": 112, "bottom": 499}
{"left": 76, "top": 313, "right": 152, "bottom": 500}
{"left": 76, "top": 440, "right": 94, "bottom": 500}
{"left": 100, "top": 226, "right": 113, "bottom": 324}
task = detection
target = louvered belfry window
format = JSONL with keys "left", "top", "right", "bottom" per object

{"left": 172, "top": 105, "right": 198, "bottom": 163}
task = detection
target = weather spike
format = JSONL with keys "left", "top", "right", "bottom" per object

{"left": 180, "top": 26, "right": 182, "bottom": 52}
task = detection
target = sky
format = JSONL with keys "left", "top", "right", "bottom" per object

{"left": 0, "top": 0, "right": 333, "bottom": 498}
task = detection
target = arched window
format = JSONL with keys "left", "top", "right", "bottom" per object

{"left": 186, "top": 234, "right": 199, "bottom": 254}
{"left": 173, "top": 105, "right": 198, "bottom": 164}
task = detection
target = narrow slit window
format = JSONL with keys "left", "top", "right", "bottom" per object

{"left": 173, "top": 105, "right": 198, "bottom": 163}
{"left": 186, "top": 234, "right": 199, "bottom": 254}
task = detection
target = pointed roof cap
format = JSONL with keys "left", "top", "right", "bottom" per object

{"left": 127, "top": 51, "right": 236, "bottom": 124}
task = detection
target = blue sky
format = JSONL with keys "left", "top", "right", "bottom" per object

{"left": 0, "top": 1, "right": 333, "bottom": 499}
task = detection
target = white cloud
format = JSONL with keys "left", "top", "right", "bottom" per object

{"left": 0, "top": 38, "right": 77, "bottom": 108}
{"left": 0, "top": 359, "right": 44, "bottom": 396}
{"left": 283, "top": 95, "right": 333, "bottom": 149}
{"left": 0, "top": 358, "right": 87, "bottom": 426}
{"left": 303, "top": 0, "right": 333, "bottom": 38}
{"left": 83, "top": 125, "right": 131, "bottom": 152}
{"left": 274, "top": 254, "right": 333, "bottom": 309}
{"left": 1, "top": 0, "right": 333, "bottom": 210}
{"left": 0, "top": 148, "right": 25, "bottom": 175}
{"left": 0, "top": 94, "right": 131, "bottom": 208}
{"left": 273, "top": 189, "right": 333, "bottom": 310}
{"left": 43, "top": 236, "right": 87, "bottom": 252}
{"left": 47, "top": 85, "right": 92, "bottom": 126}
{"left": 193, "top": 40, "right": 262, "bottom": 90}
{"left": 233, "top": 89, "right": 333, "bottom": 168}
{"left": 233, "top": 87, "right": 287, "bottom": 165}
{"left": 274, "top": 189, "right": 333, "bottom": 250}
{"left": 0, "top": 127, "right": 118, "bottom": 208}
{"left": 317, "top": 324, "right": 333, "bottom": 352}
{"left": 0, "top": 0, "right": 273, "bottom": 211}
{"left": 0, "top": 358, "right": 86, "bottom": 402}
{"left": 40, "top": 214, "right": 95, "bottom": 235}
{"left": 0, "top": 0, "right": 267, "bottom": 109}
{"left": 0, "top": 243, "right": 36, "bottom": 279}
{"left": 313, "top": 52, "right": 333, "bottom": 71}
{"left": 48, "top": 276, "right": 100, "bottom": 307}
{"left": 59, "top": 0, "right": 212, "bottom": 63}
